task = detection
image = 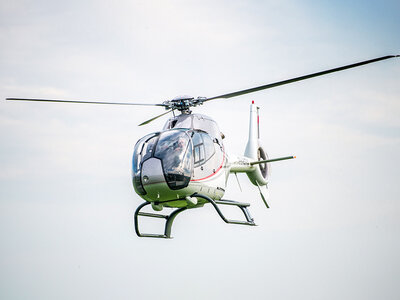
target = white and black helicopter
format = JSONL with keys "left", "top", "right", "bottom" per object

{"left": 7, "top": 55, "right": 398, "bottom": 238}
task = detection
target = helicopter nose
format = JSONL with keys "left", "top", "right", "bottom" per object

{"left": 141, "top": 157, "right": 184, "bottom": 201}
{"left": 141, "top": 158, "right": 166, "bottom": 186}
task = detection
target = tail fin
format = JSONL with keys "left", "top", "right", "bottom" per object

{"left": 244, "top": 101, "right": 270, "bottom": 187}
{"left": 228, "top": 101, "right": 295, "bottom": 208}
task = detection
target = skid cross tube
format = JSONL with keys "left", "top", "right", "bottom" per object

{"left": 192, "top": 193, "right": 256, "bottom": 226}
{"left": 134, "top": 202, "right": 187, "bottom": 238}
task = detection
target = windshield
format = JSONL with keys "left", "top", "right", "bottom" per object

{"left": 154, "top": 130, "right": 192, "bottom": 190}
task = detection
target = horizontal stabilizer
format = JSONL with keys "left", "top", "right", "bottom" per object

{"left": 251, "top": 156, "right": 295, "bottom": 165}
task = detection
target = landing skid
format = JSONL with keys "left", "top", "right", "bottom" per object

{"left": 134, "top": 193, "right": 256, "bottom": 238}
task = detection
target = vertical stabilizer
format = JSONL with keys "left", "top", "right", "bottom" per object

{"left": 243, "top": 101, "right": 270, "bottom": 187}
{"left": 244, "top": 101, "right": 259, "bottom": 160}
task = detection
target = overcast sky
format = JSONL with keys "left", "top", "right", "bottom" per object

{"left": 1, "top": 1, "right": 399, "bottom": 299}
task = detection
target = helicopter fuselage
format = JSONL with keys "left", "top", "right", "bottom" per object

{"left": 132, "top": 113, "right": 228, "bottom": 209}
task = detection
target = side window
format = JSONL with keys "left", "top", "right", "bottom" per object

{"left": 192, "top": 132, "right": 205, "bottom": 166}
{"left": 201, "top": 133, "right": 215, "bottom": 160}
{"left": 192, "top": 131, "right": 215, "bottom": 166}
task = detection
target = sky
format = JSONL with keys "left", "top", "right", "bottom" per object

{"left": 0, "top": 0, "right": 399, "bottom": 299}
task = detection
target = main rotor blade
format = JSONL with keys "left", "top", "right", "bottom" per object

{"left": 6, "top": 98, "right": 166, "bottom": 107}
{"left": 138, "top": 109, "right": 175, "bottom": 126}
{"left": 206, "top": 55, "right": 399, "bottom": 101}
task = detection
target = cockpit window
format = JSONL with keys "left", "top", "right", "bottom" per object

{"left": 142, "top": 135, "right": 158, "bottom": 161}
{"left": 154, "top": 130, "right": 193, "bottom": 190}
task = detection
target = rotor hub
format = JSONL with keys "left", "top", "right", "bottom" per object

{"left": 163, "top": 95, "right": 207, "bottom": 113}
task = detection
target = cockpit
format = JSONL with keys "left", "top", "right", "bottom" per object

{"left": 132, "top": 129, "right": 193, "bottom": 194}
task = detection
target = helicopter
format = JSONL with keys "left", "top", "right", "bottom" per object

{"left": 6, "top": 54, "right": 399, "bottom": 238}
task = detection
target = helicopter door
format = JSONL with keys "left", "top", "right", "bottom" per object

{"left": 192, "top": 131, "right": 216, "bottom": 166}
{"left": 192, "top": 131, "right": 219, "bottom": 179}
